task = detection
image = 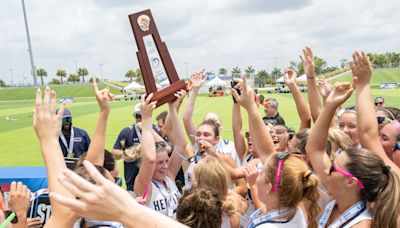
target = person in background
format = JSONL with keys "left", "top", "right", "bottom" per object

{"left": 112, "top": 103, "right": 168, "bottom": 194}
{"left": 262, "top": 98, "right": 286, "bottom": 126}
{"left": 374, "top": 96, "right": 385, "bottom": 108}
{"left": 57, "top": 108, "right": 91, "bottom": 158}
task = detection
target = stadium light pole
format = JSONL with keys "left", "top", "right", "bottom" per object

{"left": 21, "top": 0, "right": 38, "bottom": 86}
{"left": 9, "top": 69, "right": 14, "bottom": 86}
{"left": 73, "top": 60, "right": 78, "bottom": 73}
{"left": 98, "top": 63, "right": 104, "bottom": 82}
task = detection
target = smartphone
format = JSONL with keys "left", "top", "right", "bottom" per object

{"left": 230, "top": 80, "right": 241, "bottom": 103}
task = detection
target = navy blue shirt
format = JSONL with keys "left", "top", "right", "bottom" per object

{"left": 113, "top": 124, "right": 141, "bottom": 191}
{"left": 59, "top": 126, "right": 91, "bottom": 158}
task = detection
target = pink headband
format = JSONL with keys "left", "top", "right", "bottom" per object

{"left": 391, "top": 120, "right": 400, "bottom": 134}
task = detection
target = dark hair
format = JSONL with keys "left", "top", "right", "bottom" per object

{"left": 198, "top": 119, "right": 220, "bottom": 137}
{"left": 374, "top": 96, "right": 384, "bottom": 103}
{"left": 156, "top": 111, "right": 168, "bottom": 123}
{"left": 345, "top": 148, "right": 400, "bottom": 227}
{"left": 74, "top": 164, "right": 108, "bottom": 184}
{"left": 177, "top": 187, "right": 223, "bottom": 228}
{"left": 103, "top": 150, "right": 115, "bottom": 172}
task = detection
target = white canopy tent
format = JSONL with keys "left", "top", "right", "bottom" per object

{"left": 206, "top": 76, "right": 227, "bottom": 87}
{"left": 123, "top": 81, "right": 144, "bottom": 92}
{"left": 276, "top": 74, "right": 307, "bottom": 83}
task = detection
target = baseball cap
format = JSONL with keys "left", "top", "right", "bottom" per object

{"left": 56, "top": 108, "right": 72, "bottom": 118}
{"left": 133, "top": 103, "right": 141, "bottom": 116}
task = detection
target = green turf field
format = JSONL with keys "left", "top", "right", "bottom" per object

{"left": 1, "top": 87, "right": 399, "bottom": 167}
{"left": 0, "top": 84, "right": 121, "bottom": 101}
{"left": 331, "top": 69, "right": 400, "bottom": 84}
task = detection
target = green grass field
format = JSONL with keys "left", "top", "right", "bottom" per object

{"left": 331, "top": 69, "right": 400, "bottom": 84}
{"left": 0, "top": 84, "right": 121, "bottom": 101}
{"left": 1, "top": 87, "right": 399, "bottom": 168}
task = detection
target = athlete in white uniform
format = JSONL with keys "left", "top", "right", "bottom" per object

{"left": 133, "top": 92, "right": 187, "bottom": 218}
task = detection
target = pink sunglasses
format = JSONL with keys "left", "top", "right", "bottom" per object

{"left": 329, "top": 163, "right": 365, "bottom": 189}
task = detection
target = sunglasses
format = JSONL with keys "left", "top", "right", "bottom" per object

{"left": 62, "top": 117, "right": 72, "bottom": 124}
{"left": 3, "top": 210, "right": 18, "bottom": 224}
{"left": 271, "top": 152, "right": 306, "bottom": 192}
{"left": 329, "top": 162, "right": 364, "bottom": 189}
{"left": 135, "top": 114, "right": 142, "bottom": 119}
{"left": 375, "top": 102, "right": 383, "bottom": 105}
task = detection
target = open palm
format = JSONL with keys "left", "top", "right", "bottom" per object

{"left": 325, "top": 83, "right": 354, "bottom": 107}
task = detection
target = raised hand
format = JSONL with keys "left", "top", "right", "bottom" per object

{"left": 317, "top": 79, "right": 331, "bottom": 99}
{"left": 93, "top": 76, "right": 115, "bottom": 113}
{"left": 197, "top": 140, "right": 217, "bottom": 158}
{"left": 8, "top": 182, "right": 31, "bottom": 219}
{"left": 33, "top": 87, "right": 64, "bottom": 141}
{"left": 350, "top": 51, "right": 372, "bottom": 86}
{"left": 325, "top": 82, "right": 354, "bottom": 107}
{"left": 140, "top": 93, "right": 157, "bottom": 120}
{"left": 300, "top": 46, "right": 315, "bottom": 78}
{"left": 50, "top": 160, "right": 138, "bottom": 222}
{"left": 172, "top": 89, "right": 187, "bottom": 111}
{"left": 242, "top": 164, "right": 259, "bottom": 187}
{"left": 283, "top": 69, "right": 297, "bottom": 86}
{"left": 231, "top": 77, "right": 256, "bottom": 111}
{"left": 189, "top": 69, "right": 206, "bottom": 90}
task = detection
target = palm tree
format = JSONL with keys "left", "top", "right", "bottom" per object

{"left": 134, "top": 68, "right": 143, "bottom": 84}
{"left": 256, "top": 70, "right": 269, "bottom": 85}
{"left": 245, "top": 66, "right": 255, "bottom": 78}
{"left": 125, "top": 70, "right": 135, "bottom": 82}
{"left": 219, "top": 68, "right": 227, "bottom": 77}
{"left": 271, "top": 68, "right": 281, "bottom": 80}
{"left": 231, "top": 66, "right": 241, "bottom": 77}
{"left": 68, "top": 74, "right": 80, "bottom": 84}
{"left": 56, "top": 69, "right": 67, "bottom": 84}
{"left": 36, "top": 68, "right": 47, "bottom": 86}
{"left": 77, "top": 68, "right": 89, "bottom": 83}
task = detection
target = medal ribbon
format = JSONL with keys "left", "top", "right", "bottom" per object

{"left": 60, "top": 127, "right": 74, "bottom": 157}
{"left": 319, "top": 200, "right": 366, "bottom": 228}
{"left": 247, "top": 207, "right": 292, "bottom": 228}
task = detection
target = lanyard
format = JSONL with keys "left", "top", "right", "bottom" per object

{"left": 319, "top": 200, "right": 366, "bottom": 228}
{"left": 247, "top": 207, "right": 292, "bottom": 228}
{"left": 60, "top": 127, "right": 74, "bottom": 156}
{"left": 134, "top": 124, "right": 141, "bottom": 141}
{"left": 152, "top": 179, "right": 174, "bottom": 217}
{"left": 84, "top": 218, "right": 124, "bottom": 228}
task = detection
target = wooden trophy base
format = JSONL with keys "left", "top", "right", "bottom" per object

{"left": 150, "top": 80, "right": 187, "bottom": 107}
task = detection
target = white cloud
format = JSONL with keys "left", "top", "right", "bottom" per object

{"left": 0, "top": 0, "right": 399, "bottom": 85}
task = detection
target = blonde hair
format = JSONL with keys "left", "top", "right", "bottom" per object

{"left": 193, "top": 156, "right": 236, "bottom": 216}
{"left": 265, "top": 154, "right": 321, "bottom": 228}
{"left": 119, "top": 141, "right": 167, "bottom": 162}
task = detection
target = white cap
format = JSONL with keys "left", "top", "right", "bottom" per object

{"left": 133, "top": 103, "right": 141, "bottom": 116}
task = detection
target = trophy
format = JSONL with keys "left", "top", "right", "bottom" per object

{"left": 129, "top": 9, "right": 187, "bottom": 107}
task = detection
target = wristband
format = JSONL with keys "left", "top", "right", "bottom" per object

{"left": 306, "top": 76, "right": 315, "bottom": 80}
{"left": 175, "top": 150, "right": 188, "bottom": 161}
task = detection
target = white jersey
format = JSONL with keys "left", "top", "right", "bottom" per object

{"left": 149, "top": 177, "right": 181, "bottom": 218}
{"left": 216, "top": 138, "right": 241, "bottom": 167}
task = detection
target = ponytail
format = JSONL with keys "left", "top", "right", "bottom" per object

{"left": 302, "top": 173, "right": 321, "bottom": 228}
{"left": 370, "top": 170, "right": 400, "bottom": 228}
{"left": 222, "top": 197, "right": 236, "bottom": 217}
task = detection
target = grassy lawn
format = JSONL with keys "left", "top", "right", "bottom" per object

{"left": 1, "top": 87, "right": 399, "bottom": 167}
{"left": 331, "top": 69, "right": 400, "bottom": 84}
{"left": 0, "top": 83, "right": 122, "bottom": 101}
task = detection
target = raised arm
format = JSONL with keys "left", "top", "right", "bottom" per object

{"left": 166, "top": 90, "right": 191, "bottom": 180}
{"left": 33, "top": 87, "right": 76, "bottom": 227}
{"left": 306, "top": 83, "right": 354, "bottom": 183}
{"left": 301, "top": 47, "right": 322, "bottom": 123}
{"left": 182, "top": 70, "right": 205, "bottom": 144}
{"left": 284, "top": 69, "right": 311, "bottom": 131}
{"left": 352, "top": 51, "right": 400, "bottom": 175}
{"left": 50, "top": 160, "right": 187, "bottom": 228}
{"left": 232, "top": 102, "right": 247, "bottom": 161}
{"left": 85, "top": 78, "right": 114, "bottom": 166}
{"left": 231, "top": 77, "right": 276, "bottom": 163}
{"left": 134, "top": 94, "right": 157, "bottom": 204}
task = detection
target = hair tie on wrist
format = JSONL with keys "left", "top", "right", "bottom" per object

{"left": 383, "top": 166, "right": 391, "bottom": 176}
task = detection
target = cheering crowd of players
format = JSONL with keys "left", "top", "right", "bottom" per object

{"left": 1, "top": 47, "right": 400, "bottom": 228}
